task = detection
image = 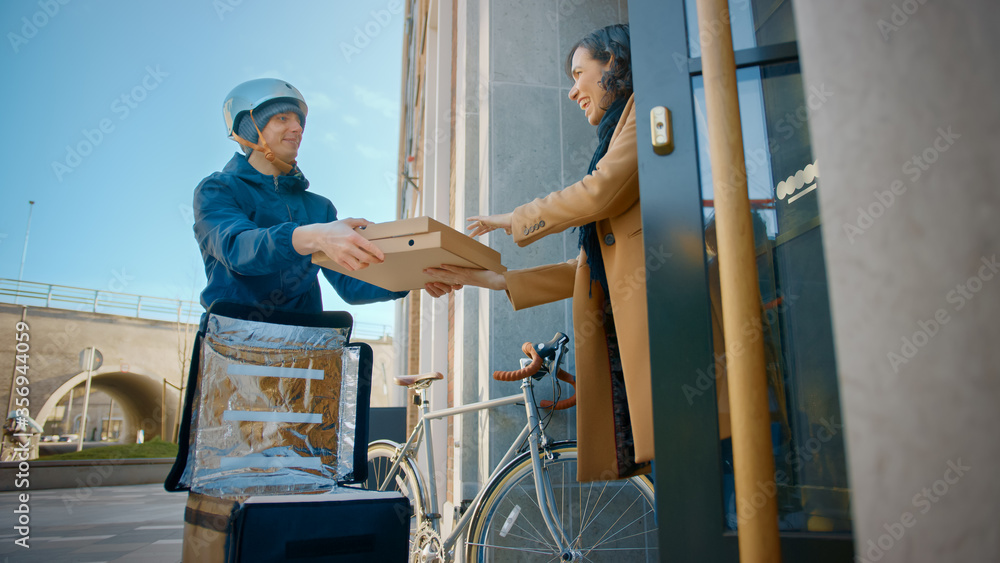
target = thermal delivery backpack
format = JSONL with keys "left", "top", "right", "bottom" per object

{"left": 164, "top": 302, "right": 408, "bottom": 562}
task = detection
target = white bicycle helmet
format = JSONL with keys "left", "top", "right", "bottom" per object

{"left": 223, "top": 79, "right": 308, "bottom": 173}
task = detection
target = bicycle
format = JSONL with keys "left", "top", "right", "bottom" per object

{"left": 366, "top": 332, "right": 658, "bottom": 562}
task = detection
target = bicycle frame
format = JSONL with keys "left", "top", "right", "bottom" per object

{"left": 377, "top": 366, "right": 573, "bottom": 557}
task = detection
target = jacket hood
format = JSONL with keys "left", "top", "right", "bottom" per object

{"left": 222, "top": 152, "right": 310, "bottom": 193}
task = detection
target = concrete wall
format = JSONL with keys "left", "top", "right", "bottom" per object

{"left": 792, "top": 1, "right": 1000, "bottom": 561}
{"left": 442, "top": 0, "right": 629, "bottom": 513}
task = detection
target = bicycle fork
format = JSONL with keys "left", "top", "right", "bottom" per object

{"left": 521, "top": 378, "right": 577, "bottom": 560}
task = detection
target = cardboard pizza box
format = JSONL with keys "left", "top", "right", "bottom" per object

{"left": 312, "top": 216, "right": 506, "bottom": 292}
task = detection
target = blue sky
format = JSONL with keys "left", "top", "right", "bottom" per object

{"left": 0, "top": 0, "right": 405, "bottom": 331}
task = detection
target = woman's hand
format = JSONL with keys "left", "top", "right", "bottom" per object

{"left": 424, "top": 264, "right": 507, "bottom": 291}
{"left": 467, "top": 213, "right": 513, "bottom": 238}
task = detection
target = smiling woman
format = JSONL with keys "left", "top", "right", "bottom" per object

{"left": 567, "top": 24, "right": 632, "bottom": 126}
{"left": 567, "top": 49, "right": 612, "bottom": 126}
{"left": 423, "top": 24, "right": 654, "bottom": 483}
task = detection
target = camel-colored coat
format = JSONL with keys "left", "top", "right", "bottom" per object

{"left": 503, "top": 95, "right": 654, "bottom": 481}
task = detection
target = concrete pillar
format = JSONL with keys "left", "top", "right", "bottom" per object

{"left": 418, "top": 0, "right": 454, "bottom": 514}
{"left": 471, "top": 0, "right": 628, "bottom": 472}
{"left": 452, "top": 0, "right": 482, "bottom": 512}
{"left": 792, "top": 1, "right": 1000, "bottom": 560}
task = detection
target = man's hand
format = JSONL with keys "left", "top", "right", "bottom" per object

{"left": 466, "top": 213, "right": 513, "bottom": 238}
{"left": 293, "top": 218, "right": 385, "bottom": 271}
{"left": 424, "top": 264, "right": 507, "bottom": 291}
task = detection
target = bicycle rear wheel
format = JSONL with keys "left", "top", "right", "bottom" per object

{"left": 367, "top": 440, "right": 424, "bottom": 546}
{"left": 466, "top": 441, "right": 657, "bottom": 562}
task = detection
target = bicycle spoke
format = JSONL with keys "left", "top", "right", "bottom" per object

{"left": 499, "top": 528, "right": 556, "bottom": 549}
{"left": 574, "top": 481, "right": 615, "bottom": 544}
{"left": 575, "top": 478, "right": 652, "bottom": 551}
{"left": 571, "top": 479, "right": 599, "bottom": 545}
{"left": 495, "top": 493, "right": 556, "bottom": 550}
{"left": 464, "top": 541, "right": 554, "bottom": 555}
{"left": 583, "top": 481, "right": 618, "bottom": 535}
{"left": 575, "top": 479, "right": 590, "bottom": 543}
{"left": 587, "top": 495, "right": 645, "bottom": 553}
{"left": 580, "top": 545, "right": 659, "bottom": 552}
{"left": 590, "top": 518, "right": 657, "bottom": 547}
{"left": 584, "top": 508, "right": 657, "bottom": 556}
{"left": 515, "top": 478, "right": 545, "bottom": 513}
{"left": 496, "top": 501, "right": 557, "bottom": 548}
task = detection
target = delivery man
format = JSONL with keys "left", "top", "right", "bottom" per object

{"left": 167, "top": 78, "right": 425, "bottom": 494}
{"left": 192, "top": 77, "right": 409, "bottom": 312}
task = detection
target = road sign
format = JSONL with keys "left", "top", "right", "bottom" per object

{"left": 79, "top": 348, "right": 103, "bottom": 372}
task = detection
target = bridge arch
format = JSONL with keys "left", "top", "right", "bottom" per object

{"left": 36, "top": 370, "right": 180, "bottom": 443}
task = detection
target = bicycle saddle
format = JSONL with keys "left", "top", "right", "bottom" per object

{"left": 394, "top": 372, "right": 444, "bottom": 388}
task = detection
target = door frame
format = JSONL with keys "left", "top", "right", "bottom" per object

{"left": 629, "top": 0, "right": 855, "bottom": 560}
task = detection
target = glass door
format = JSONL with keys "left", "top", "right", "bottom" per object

{"left": 630, "top": 0, "right": 854, "bottom": 560}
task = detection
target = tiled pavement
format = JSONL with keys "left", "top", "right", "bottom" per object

{"left": 0, "top": 484, "right": 187, "bottom": 562}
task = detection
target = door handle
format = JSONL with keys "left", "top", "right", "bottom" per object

{"left": 650, "top": 106, "right": 674, "bottom": 155}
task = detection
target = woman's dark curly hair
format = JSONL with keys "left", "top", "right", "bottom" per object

{"left": 565, "top": 23, "right": 632, "bottom": 110}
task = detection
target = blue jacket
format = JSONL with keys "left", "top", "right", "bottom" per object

{"left": 193, "top": 153, "right": 407, "bottom": 312}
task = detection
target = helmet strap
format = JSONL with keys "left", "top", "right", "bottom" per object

{"left": 231, "top": 108, "right": 295, "bottom": 175}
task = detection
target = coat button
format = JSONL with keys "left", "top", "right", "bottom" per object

{"left": 604, "top": 233, "right": 615, "bottom": 245}
{"left": 524, "top": 227, "right": 530, "bottom": 236}
{"left": 539, "top": 220, "right": 545, "bottom": 227}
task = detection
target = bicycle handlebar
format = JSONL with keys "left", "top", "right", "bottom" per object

{"left": 492, "top": 342, "right": 543, "bottom": 381}
{"left": 492, "top": 340, "right": 577, "bottom": 410}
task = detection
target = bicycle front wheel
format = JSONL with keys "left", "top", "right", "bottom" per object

{"left": 466, "top": 442, "right": 657, "bottom": 562}
{"left": 367, "top": 440, "right": 424, "bottom": 545}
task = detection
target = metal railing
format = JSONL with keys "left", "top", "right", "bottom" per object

{"left": 1, "top": 279, "right": 201, "bottom": 323}
{"left": 0, "top": 279, "right": 392, "bottom": 340}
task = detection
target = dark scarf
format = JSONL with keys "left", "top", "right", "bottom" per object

{"left": 578, "top": 96, "right": 628, "bottom": 294}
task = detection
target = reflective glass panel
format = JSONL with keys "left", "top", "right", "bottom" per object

{"left": 693, "top": 63, "right": 852, "bottom": 533}
{"left": 685, "top": 0, "right": 798, "bottom": 58}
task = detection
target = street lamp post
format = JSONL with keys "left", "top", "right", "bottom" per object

{"left": 14, "top": 201, "right": 35, "bottom": 304}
